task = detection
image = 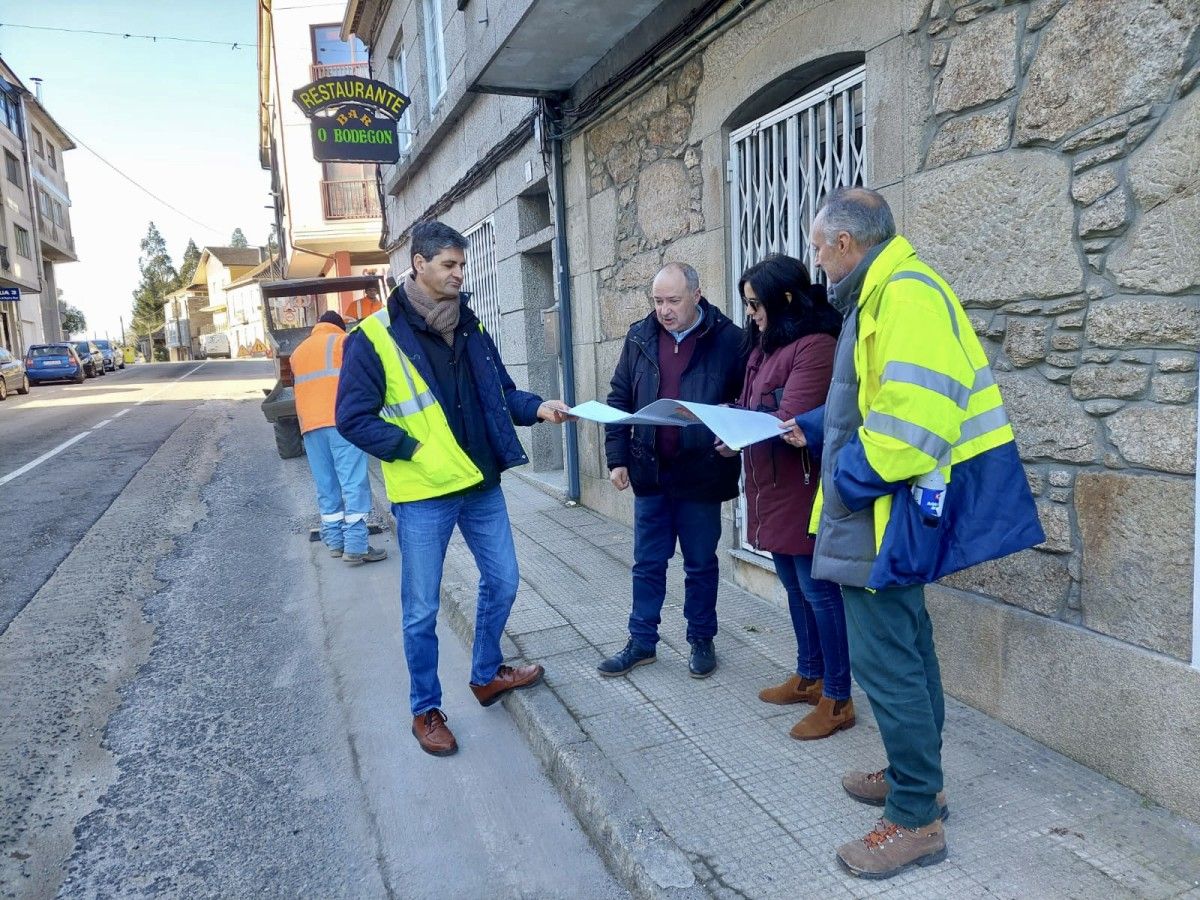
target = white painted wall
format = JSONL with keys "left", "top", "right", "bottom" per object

{"left": 226, "top": 281, "right": 267, "bottom": 353}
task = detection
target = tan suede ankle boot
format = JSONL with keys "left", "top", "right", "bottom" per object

{"left": 789, "top": 696, "right": 856, "bottom": 740}
{"left": 758, "top": 674, "right": 822, "bottom": 705}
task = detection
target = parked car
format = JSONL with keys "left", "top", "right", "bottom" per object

{"left": 199, "top": 333, "right": 232, "bottom": 359}
{"left": 25, "top": 343, "right": 87, "bottom": 384}
{"left": 73, "top": 341, "right": 104, "bottom": 378}
{"left": 0, "top": 347, "right": 30, "bottom": 399}
{"left": 93, "top": 339, "right": 124, "bottom": 371}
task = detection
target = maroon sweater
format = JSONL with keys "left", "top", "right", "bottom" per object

{"left": 656, "top": 325, "right": 699, "bottom": 461}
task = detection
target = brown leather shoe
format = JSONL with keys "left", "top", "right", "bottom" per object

{"left": 790, "top": 696, "right": 856, "bottom": 740}
{"left": 843, "top": 768, "right": 949, "bottom": 820}
{"left": 836, "top": 818, "right": 947, "bottom": 879}
{"left": 758, "top": 673, "right": 822, "bottom": 705}
{"left": 411, "top": 708, "right": 458, "bottom": 757}
{"left": 469, "top": 663, "right": 545, "bottom": 707}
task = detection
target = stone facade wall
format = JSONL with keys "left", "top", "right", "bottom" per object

{"left": 909, "top": 0, "right": 1200, "bottom": 663}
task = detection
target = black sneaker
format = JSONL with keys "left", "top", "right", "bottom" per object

{"left": 597, "top": 639, "right": 656, "bottom": 677}
{"left": 688, "top": 638, "right": 717, "bottom": 678}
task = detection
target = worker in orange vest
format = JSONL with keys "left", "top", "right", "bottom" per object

{"left": 340, "top": 284, "right": 383, "bottom": 323}
{"left": 291, "top": 311, "right": 387, "bottom": 565}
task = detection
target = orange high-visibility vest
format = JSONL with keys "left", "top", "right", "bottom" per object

{"left": 340, "top": 294, "right": 383, "bottom": 322}
{"left": 291, "top": 322, "right": 346, "bottom": 433}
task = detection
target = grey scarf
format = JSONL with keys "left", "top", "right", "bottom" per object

{"left": 405, "top": 276, "right": 460, "bottom": 345}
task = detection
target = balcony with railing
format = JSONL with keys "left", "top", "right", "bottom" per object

{"left": 37, "top": 212, "right": 77, "bottom": 261}
{"left": 310, "top": 61, "right": 369, "bottom": 80}
{"left": 321, "top": 179, "right": 380, "bottom": 220}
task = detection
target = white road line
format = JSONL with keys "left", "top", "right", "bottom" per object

{"left": 0, "top": 362, "right": 210, "bottom": 488}
{"left": 0, "top": 432, "right": 90, "bottom": 488}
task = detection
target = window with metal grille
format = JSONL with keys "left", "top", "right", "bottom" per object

{"left": 727, "top": 65, "right": 866, "bottom": 553}
{"left": 462, "top": 218, "right": 502, "bottom": 345}
{"left": 729, "top": 66, "right": 865, "bottom": 297}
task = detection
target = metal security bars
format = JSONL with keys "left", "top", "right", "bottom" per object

{"left": 728, "top": 66, "right": 866, "bottom": 296}
{"left": 727, "top": 66, "right": 866, "bottom": 554}
{"left": 463, "top": 217, "right": 503, "bottom": 345}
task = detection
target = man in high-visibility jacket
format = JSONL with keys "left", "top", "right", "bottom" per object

{"left": 780, "top": 188, "right": 1043, "bottom": 879}
{"left": 336, "top": 221, "right": 572, "bottom": 758}
{"left": 340, "top": 285, "right": 383, "bottom": 323}
{"left": 292, "top": 311, "right": 387, "bottom": 565}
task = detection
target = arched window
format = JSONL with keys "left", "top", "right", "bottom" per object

{"left": 728, "top": 64, "right": 866, "bottom": 554}
{"left": 728, "top": 65, "right": 866, "bottom": 294}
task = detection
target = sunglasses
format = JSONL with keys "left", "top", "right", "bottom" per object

{"left": 745, "top": 299, "right": 762, "bottom": 312}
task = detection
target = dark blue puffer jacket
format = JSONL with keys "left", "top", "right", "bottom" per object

{"left": 336, "top": 285, "right": 542, "bottom": 472}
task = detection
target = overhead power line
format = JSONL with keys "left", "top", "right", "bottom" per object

{"left": 60, "top": 126, "right": 226, "bottom": 237}
{"left": 0, "top": 22, "right": 255, "bottom": 50}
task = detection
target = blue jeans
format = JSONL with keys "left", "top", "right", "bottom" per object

{"left": 302, "top": 426, "right": 371, "bottom": 555}
{"left": 393, "top": 485, "right": 520, "bottom": 716}
{"left": 842, "top": 583, "right": 945, "bottom": 829}
{"left": 771, "top": 553, "right": 851, "bottom": 700}
{"left": 630, "top": 494, "right": 721, "bottom": 649}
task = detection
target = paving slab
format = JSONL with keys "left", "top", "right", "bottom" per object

{"left": 439, "top": 475, "right": 1200, "bottom": 899}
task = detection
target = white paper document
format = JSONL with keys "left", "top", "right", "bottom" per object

{"left": 569, "top": 399, "right": 785, "bottom": 451}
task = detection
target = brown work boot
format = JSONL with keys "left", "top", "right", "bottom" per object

{"left": 837, "top": 818, "right": 947, "bottom": 879}
{"left": 842, "top": 769, "right": 950, "bottom": 820}
{"left": 411, "top": 708, "right": 458, "bottom": 757}
{"left": 790, "top": 696, "right": 855, "bottom": 740}
{"left": 469, "top": 663, "right": 545, "bottom": 707}
{"left": 758, "top": 674, "right": 822, "bottom": 705}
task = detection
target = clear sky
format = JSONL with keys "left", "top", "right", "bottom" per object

{"left": 0, "top": 1, "right": 275, "bottom": 342}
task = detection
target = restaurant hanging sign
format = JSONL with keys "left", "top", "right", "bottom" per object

{"left": 292, "top": 76, "right": 411, "bottom": 164}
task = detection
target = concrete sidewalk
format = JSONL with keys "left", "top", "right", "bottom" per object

{"left": 438, "top": 475, "right": 1200, "bottom": 900}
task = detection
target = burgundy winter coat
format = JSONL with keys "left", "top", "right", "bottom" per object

{"left": 738, "top": 333, "right": 836, "bottom": 555}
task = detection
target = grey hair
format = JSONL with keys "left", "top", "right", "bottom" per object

{"left": 410, "top": 220, "right": 469, "bottom": 264}
{"left": 658, "top": 262, "right": 701, "bottom": 294}
{"left": 815, "top": 187, "right": 896, "bottom": 249}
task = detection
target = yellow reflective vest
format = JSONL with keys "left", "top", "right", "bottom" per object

{"left": 811, "top": 235, "right": 1042, "bottom": 589}
{"left": 355, "top": 310, "right": 484, "bottom": 502}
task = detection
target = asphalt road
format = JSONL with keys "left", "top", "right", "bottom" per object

{"left": 0, "top": 361, "right": 625, "bottom": 899}
{"left": 0, "top": 359, "right": 275, "bottom": 633}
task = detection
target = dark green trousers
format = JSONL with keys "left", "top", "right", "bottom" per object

{"left": 841, "top": 583, "right": 945, "bottom": 829}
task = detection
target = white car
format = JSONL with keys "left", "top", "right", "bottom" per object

{"left": 199, "top": 333, "right": 232, "bottom": 359}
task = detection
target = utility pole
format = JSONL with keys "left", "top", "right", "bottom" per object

{"left": 120, "top": 316, "right": 126, "bottom": 347}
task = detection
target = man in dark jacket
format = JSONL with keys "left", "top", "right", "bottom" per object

{"left": 336, "top": 221, "right": 571, "bottom": 758}
{"left": 600, "top": 262, "right": 746, "bottom": 679}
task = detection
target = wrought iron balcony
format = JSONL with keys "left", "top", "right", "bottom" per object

{"left": 321, "top": 179, "right": 381, "bottom": 220}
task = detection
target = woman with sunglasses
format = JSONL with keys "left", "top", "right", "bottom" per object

{"left": 719, "top": 253, "right": 853, "bottom": 740}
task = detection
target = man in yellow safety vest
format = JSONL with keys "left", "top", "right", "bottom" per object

{"left": 335, "top": 221, "right": 572, "bottom": 757}
{"left": 781, "top": 187, "right": 1043, "bottom": 879}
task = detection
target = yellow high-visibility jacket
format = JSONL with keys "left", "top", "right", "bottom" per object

{"left": 810, "top": 235, "right": 1043, "bottom": 590}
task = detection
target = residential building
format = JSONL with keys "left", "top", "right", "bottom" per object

{"left": 344, "top": 0, "right": 1200, "bottom": 821}
{"left": 163, "top": 286, "right": 215, "bottom": 361}
{"left": 187, "top": 245, "right": 265, "bottom": 347}
{"left": 1, "top": 63, "right": 64, "bottom": 352}
{"left": 225, "top": 255, "right": 279, "bottom": 355}
{"left": 0, "top": 61, "right": 77, "bottom": 354}
{"left": 256, "top": 0, "right": 391, "bottom": 312}
{"left": 26, "top": 88, "right": 76, "bottom": 347}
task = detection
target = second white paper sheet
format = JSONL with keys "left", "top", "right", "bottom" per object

{"left": 569, "top": 399, "right": 784, "bottom": 451}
